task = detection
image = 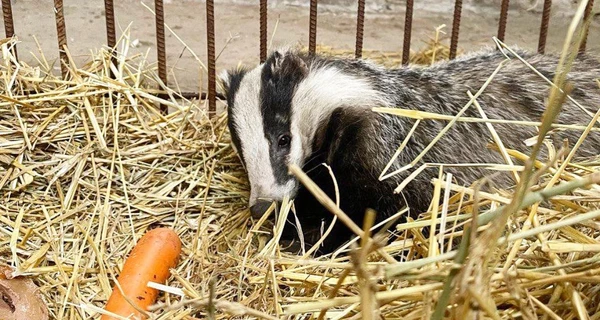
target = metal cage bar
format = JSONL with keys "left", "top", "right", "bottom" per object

{"left": 154, "top": 0, "right": 168, "bottom": 114}
{"left": 54, "top": 0, "right": 68, "bottom": 78}
{"left": 309, "top": 0, "right": 318, "bottom": 55}
{"left": 354, "top": 0, "right": 365, "bottom": 58}
{"left": 579, "top": 0, "right": 595, "bottom": 54}
{"left": 104, "top": 0, "right": 117, "bottom": 80}
{"left": 14, "top": 0, "right": 585, "bottom": 116}
{"left": 1, "top": 0, "right": 17, "bottom": 59}
{"left": 207, "top": 0, "right": 217, "bottom": 116}
{"left": 538, "top": 0, "right": 552, "bottom": 54}
{"left": 449, "top": 0, "right": 463, "bottom": 59}
{"left": 497, "top": 0, "right": 509, "bottom": 42}
{"left": 260, "top": 0, "right": 267, "bottom": 62}
{"left": 104, "top": 0, "right": 117, "bottom": 49}
{"left": 402, "top": 0, "right": 413, "bottom": 65}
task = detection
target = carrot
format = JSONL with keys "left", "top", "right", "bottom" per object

{"left": 101, "top": 228, "right": 182, "bottom": 320}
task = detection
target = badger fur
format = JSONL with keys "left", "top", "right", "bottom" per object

{"left": 220, "top": 47, "right": 600, "bottom": 254}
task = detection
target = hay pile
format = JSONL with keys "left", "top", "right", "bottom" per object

{"left": 1, "top": 21, "right": 600, "bottom": 320}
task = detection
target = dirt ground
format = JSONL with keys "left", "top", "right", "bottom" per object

{"left": 2, "top": 0, "right": 599, "bottom": 93}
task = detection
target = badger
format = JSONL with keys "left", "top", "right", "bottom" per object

{"left": 219, "top": 47, "right": 600, "bottom": 254}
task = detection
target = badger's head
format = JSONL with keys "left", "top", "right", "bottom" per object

{"left": 220, "top": 49, "right": 385, "bottom": 218}
{"left": 220, "top": 50, "right": 311, "bottom": 217}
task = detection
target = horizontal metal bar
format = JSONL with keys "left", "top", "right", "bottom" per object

{"left": 157, "top": 91, "right": 226, "bottom": 101}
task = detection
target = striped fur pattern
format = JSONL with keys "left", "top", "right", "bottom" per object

{"left": 220, "top": 47, "right": 600, "bottom": 254}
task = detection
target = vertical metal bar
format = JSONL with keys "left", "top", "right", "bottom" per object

{"left": 1, "top": 0, "right": 17, "bottom": 59}
{"left": 104, "top": 0, "right": 117, "bottom": 80}
{"left": 537, "top": 0, "right": 552, "bottom": 54}
{"left": 104, "top": 0, "right": 117, "bottom": 49}
{"left": 579, "top": 0, "right": 595, "bottom": 54}
{"left": 54, "top": 0, "right": 69, "bottom": 78}
{"left": 308, "top": 0, "right": 318, "bottom": 55}
{"left": 497, "top": 0, "right": 510, "bottom": 42}
{"left": 207, "top": 0, "right": 216, "bottom": 116}
{"left": 449, "top": 0, "right": 463, "bottom": 60}
{"left": 402, "top": 0, "right": 413, "bottom": 65}
{"left": 354, "top": 0, "right": 365, "bottom": 58}
{"left": 154, "top": 0, "right": 168, "bottom": 114}
{"left": 260, "top": 0, "right": 267, "bottom": 62}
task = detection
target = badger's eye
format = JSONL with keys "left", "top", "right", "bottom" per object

{"left": 278, "top": 134, "right": 291, "bottom": 148}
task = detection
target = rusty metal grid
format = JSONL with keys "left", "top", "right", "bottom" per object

{"left": 497, "top": 0, "right": 510, "bottom": 42}
{"left": 260, "top": 0, "right": 268, "bottom": 62}
{"left": 401, "top": 0, "right": 413, "bottom": 65}
{"left": 538, "top": 0, "right": 552, "bottom": 54}
{"left": 0, "top": 0, "right": 595, "bottom": 118}
{"left": 449, "top": 0, "right": 463, "bottom": 60}
{"left": 53, "top": 0, "right": 68, "bottom": 79}
{"left": 580, "top": 0, "right": 595, "bottom": 53}
{"left": 1, "top": 0, "right": 16, "bottom": 59}
{"left": 355, "top": 0, "right": 366, "bottom": 58}
{"left": 206, "top": 0, "right": 217, "bottom": 116}
{"left": 309, "top": 0, "right": 318, "bottom": 55}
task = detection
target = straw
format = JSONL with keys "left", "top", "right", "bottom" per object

{"left": 1, "top": 23, "right": 599, "bottom": 320}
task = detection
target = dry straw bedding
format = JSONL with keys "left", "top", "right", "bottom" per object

{"left": 1, "top": 23, "right": 600, "bottom": 320}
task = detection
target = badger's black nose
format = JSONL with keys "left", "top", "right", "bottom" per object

{"left": 250, "top": 200, "right": 274, "bottom": 218}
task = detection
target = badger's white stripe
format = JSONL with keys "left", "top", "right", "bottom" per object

{"left": 231, "top": 67, "right": 274, "bottom": 206}
{"left": 232, "top": 66, "right": 297, "bottom": 206}
{"left": 290, "top": 65, "right": 391, "bottom": 163}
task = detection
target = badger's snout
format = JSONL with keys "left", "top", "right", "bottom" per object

{"left": 250, "top": 199, "right": 276, "bottom": 218}
{"left": 248, "top": 179, "right": 298, "bottom": 218}
{"left": 246, "top": 180, "right": 293, "bottom": 218}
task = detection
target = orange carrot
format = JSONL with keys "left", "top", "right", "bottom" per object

{"left": 101, "top": 228, "right": 182, "bottom": 320}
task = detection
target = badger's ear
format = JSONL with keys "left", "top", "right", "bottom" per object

{"left": 270, "top": 46, "right": 292, "bottom": 68}
{"left": 218, "top": 68, "right": 247, "bottom": 98}
{"left": 267, "top": 49, "right": 309, "bottom": 81}
{"left": 271, "top": 50, "right": 284, "bottom": 71}
{"left": 217, "top": 69, "right": 232, "bottom": 96}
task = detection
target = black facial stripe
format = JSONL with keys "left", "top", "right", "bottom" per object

{"left": 226, "top": 69, "right": 248, "bottom": 166}
{"left": 260, "top": 52, "right": 308, "bottom": 185}
{"left": 228, "top": 119, "right": 245, "bottom": 166}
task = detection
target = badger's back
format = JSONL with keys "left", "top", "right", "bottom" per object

{"left": 291, "top": 49, "right": 600, "bottom": 253}
{"left": 380, "top": 51, "right": 599, "bottom": 173}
